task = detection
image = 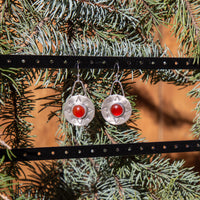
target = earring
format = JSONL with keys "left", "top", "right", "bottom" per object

{"left": 63, "top": 63, "right": 95, "bottom": 126}
{"left": 101, "top": 63, "right": 132, "bottom": 125}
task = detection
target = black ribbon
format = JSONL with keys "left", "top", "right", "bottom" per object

{"left": 0, "top": 55, "right": 198, "bottom": 69}
{"left": 1, "top": 140, "right": 200, "bottom": 162}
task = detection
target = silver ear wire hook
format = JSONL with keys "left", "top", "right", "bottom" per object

{"left": 110, "top": 63, "right": 125, "bottom": 96}
{"left": 76, "top": 62, "right": 80, "bottom": 81}
{"left": 71, "top": 62, "right": 87, "bottom": 96}
{"left": 114, "top": 62, "right": 120, "bottom": 81}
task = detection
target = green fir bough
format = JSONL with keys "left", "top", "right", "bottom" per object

{"left": 0, "top": 0, "right": 200, "bottom": 199}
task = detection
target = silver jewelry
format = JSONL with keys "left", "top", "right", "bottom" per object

{"left": 63, "top": 64, "right": 95, "bottom": 126}
{"left": 101, "top": 63, "right": 132, "bottom": 125}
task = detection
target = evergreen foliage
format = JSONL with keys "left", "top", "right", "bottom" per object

{"left": 0, "top": 0, "right": 200, "bottom": 199}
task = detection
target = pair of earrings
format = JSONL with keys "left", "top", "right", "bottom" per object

{"left": 63, "top": 63, "right": 132, "bottom": 126}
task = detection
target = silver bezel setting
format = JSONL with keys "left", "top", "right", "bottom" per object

{"left": 63, "top": 95, "right": 95, "bottom": 126}
{"left": 101, "top": 94, "right": 132, "bottom": 125}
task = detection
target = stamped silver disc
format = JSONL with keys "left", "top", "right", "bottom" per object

{"left": 63, "top": 95, "right": 95, "bottom": 126}
{"left": 101, "top": 94, "right": 132, "bottom": 125}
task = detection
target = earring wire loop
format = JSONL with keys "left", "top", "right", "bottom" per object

{"left": 110, "top": 80, "right": 125, "bottom": 96}
{"left": 110, "top": 63, "right": 125, "bottom": 96}
{"left": 71, "top": 63, "right": 87, "bottom": 96}
{"left": 76, "top": 63, "right": 80, "bottom": 81}
{"left": 114, "top": 62, "right": 120, "bottom": 81}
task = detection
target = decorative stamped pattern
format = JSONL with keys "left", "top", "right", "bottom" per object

{"left": 101, "top": 94, "right": 132, "bottom": 125}
{"left": 63, "top": 95, "right": 95, "bottom": 126}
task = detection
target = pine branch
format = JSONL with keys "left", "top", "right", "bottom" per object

{"left": 75, "top": 0, "right": 120, "bottom": 13}
{"left": 184, "top": 0, "right": 200, "bottom": 42}
{"left": 188, "top": 81, "right": 200, "bottom": 138}
{"left": 104, "top": 131, "right": 126, "bottom": 199}
{"left": 16, "top": 17, "right": 49, "bottom": 53}
{"left": 114, "top": 176, "right": 124, "bottom": 200}
{"left": 142, "top": 69, "right": 195, "bottom": 85}
{"left": 149, "top": 193, "right": 160, "bottom": 200}
{"left": 171, "top": 0, "right": 200, "bottom": 58}
{"left": 139, "top": 0, "right": 157, "bottom": 24}
{"left": 73, "top": 138, "right": 100, "bottom": 199}
{"left": 136, "top": 157, "right": 200, "bottom": 197}
{"left": 105, "top": 130, "right": 117, "bottom": 144}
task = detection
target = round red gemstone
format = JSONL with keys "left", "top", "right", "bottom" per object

{"left": 110, "top": 103, "right": 124, "bottom": 117}
{"left": 72, "top": 105, "right": 86, "bottom": 118}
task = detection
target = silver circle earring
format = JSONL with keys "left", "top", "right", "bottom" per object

{"left": 63, "top": 63, "right": 95, "bottom": 126}
{"left": 101, "top": 63, "right": 132, "bottom": 125}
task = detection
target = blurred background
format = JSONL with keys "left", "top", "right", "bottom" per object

{"left": 30, "top": 25, "right": 200, "bottom": 171}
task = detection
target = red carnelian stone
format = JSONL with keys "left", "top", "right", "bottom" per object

{"left": 110, "top": 104, "right": 123, "bottom": 117}
{"left": 72, "top": 105, "right": 85, "bottom": 118}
